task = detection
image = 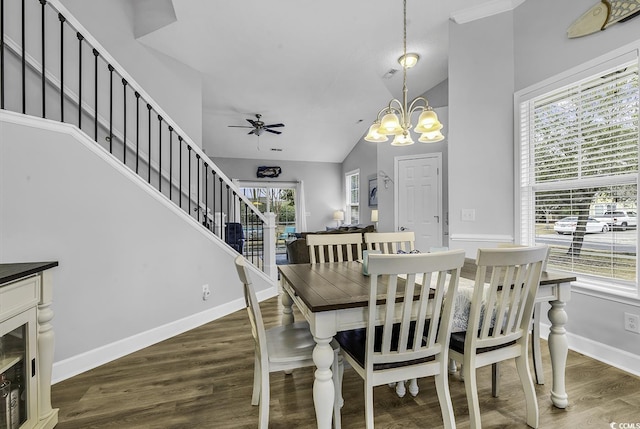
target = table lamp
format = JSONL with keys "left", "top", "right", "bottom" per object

{"left": 371, "top": 209, "right": 378, "bottom": 230}
{"left": 333, "top": 210, "right": 344, "bottom": 227}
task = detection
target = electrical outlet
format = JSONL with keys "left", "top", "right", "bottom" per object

{"left": 202, "top": 284, "right": 211, "bottom": 301}
{"left": 461, "top": 209, "right": 476, "bottom": 222}
{"left": 624, "top": 312, "right": 640, "bottom": 334}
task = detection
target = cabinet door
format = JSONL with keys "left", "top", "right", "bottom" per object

{"left": 1, "top": 308, "right": 38, "bottom": 429}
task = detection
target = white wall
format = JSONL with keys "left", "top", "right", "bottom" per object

{"left": 447, "top": 1, "right": 640, "bottom": 369}
{"left": 58, "top": 0, "right": 203, "bottom": 146}
{"left": 0, "top": 113, "right": 275, "bottom": 382}
{"left": 342, "top": 135, "right": 378, "bottom": 227}
{"left": 212, "top": 157, "right": 343, "bottom": 232}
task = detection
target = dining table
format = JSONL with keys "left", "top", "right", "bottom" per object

{"left": 277, "top": 258, "right": 575, "bottom": 429}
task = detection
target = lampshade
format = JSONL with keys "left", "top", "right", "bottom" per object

{"left": 391, "top": 132, "right": 414, "bottom": 146}
{"left": 414, "top": 110, "right": 442, "bottom": 133}
{"left": 418, "top": 130, "right": 445, "bottom": 143}
{"left": 379, "top": 112, "right": 403, "bottom": 136}
{"left": 370, "top": 209, "right": 379, "bottom": 222}
{"left": 333, "top": 210, "right": 344, "bottom": 221}
{"left": 364, "top": 123, "right": 389, "bottom": 143}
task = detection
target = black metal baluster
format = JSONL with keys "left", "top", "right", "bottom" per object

{"left": 1, "top": 0, "right": 4, "bottom": 109}
{"left": 219, "top": 177, "right": 223, "bottom": 237}
{"left": 196, "top": 154, "right": 200, "bottom": 223}
{"left": 93, "top": 49, "right": 99, "bottom": 141}
{"left": 233, "top": 191, "right": 237, "bottom": 222}
{"left": 135, "top": 92, "right": 140, "bottom": 173}
{"left": 58, "top": 14, "right": 64, "bottom": 121}
{"left": 158, "top": 115, "right": 163, "bottom": 192}
{"left": 123, "top": 79, "right": 128, "bottom": 164}
{"left": 107, "top": 64, "right": 113, "bottom": 152}
{"left": 187, "top": 146, "right": 192, "bottom": 215}
{"left": 147, "top": 103, "right": 152, "bottom": 183}
{"left": 178, "top": 136, "right": 183, "bottom": 209}
{"left": 21, "top": 0, "right": 25, "bottom": 113}
{"left": 212, "top": 171, "right": 217, "bottom": 232}
{"left": 77, "top": 32, "right": 83, "bottom": 128}
{"left": 40, "top": 0, "right": 46, "bottom": 118}
{"left": 204, "top": 162, "right": 208, "bottom": 229}
{"left": 169, "top": 127, "right": 173, "bottom": 201}
{"left": 226, "top": 185, "right": 230, "bottom": 232}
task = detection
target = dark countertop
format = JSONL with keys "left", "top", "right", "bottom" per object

{"left": 0, "top": 262, "right": 59, "bottom": 286}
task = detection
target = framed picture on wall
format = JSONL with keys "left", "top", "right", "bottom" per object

{"left": 368, "top": 177, "right": 378, "bottom": 207}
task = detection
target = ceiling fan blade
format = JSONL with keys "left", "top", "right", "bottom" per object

{"left": 228, "top": 125, "right": 253, "bottom": 128}
{"left": 265, "top": 123, "right": 285, "bottom": 128}
{"left": 248, "top": 129, "right": 257, "bottom": 135}
{"left": 246, "top": 119, "right": 258, "bottom": 127}
{"left": 265, "top": 129, "right": 282, "bottom": 135}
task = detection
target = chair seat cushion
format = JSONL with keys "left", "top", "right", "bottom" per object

{"left": 449, "top": 330, "right": 517, "bottom": 355}
{"left": 335, "top": 321, "right": 434, "bottom": 370}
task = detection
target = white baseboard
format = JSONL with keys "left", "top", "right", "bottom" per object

{"left": 540, "top": 323, "right": 640, "bottom": 377}
{"left": 52, "top": 286, "right": 279, "bottom": 384}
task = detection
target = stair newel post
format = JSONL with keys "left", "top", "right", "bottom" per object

{"left": 204, "top": 162, "right": 209, "bottom": 229}
{"left": 92, "top": 49, "right": 99, "bottom": 141}
{"left": 58, "top": 13, "right": 64, "bottom": 121}
{"left": 40, "top": 0, "right": 46, "bottom": 118}
{"left": 146, "top": 103, "right": 152, "bottom": 183}
{"left": 122, "top": 78, "right": 128, "bottom": 164}
{"left": 263, "top": 212, "right": 277, "bottom": 280}
{"left": 196, "top": 153, "right": 201, "bottom": 222}
{"left": 158, "top": 115, "right": 163, "bottom": 192}
{"left": 77, "top": 32, "right": 83, "bottom": 128}
{"left": 178, "top": 135, "right": 183, "bottom": 209}
{"left": 169, "top": 126, "right": 173, "bottom": 202}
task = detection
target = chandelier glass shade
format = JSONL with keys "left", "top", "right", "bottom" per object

{"left": 365, "top": 0, "right": 445, "bottom": 145}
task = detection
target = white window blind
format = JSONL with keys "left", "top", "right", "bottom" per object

{"left": 346, "top": 170, "right": 359, "bottom": 224}
{"left": 519, "top": 60, "right": 639, "bottom": 295}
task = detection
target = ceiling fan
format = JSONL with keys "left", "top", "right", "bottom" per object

{"left": 228, "top": 114, "right": 285, "bottom": 136}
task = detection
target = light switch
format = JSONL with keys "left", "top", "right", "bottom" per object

{"left": 461, "top": 209, "right": 476, "bottom": 222}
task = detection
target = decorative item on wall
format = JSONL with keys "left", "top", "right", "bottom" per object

{"left": 368, "top": 178, "right": 378, "bottom": 207}
{"left": 568, "top": 0, "right": 640, "bottom": 38}
{"left": 256, "top": 166, "right": 282, "bottom": 178}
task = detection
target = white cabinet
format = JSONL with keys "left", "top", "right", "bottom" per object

{"left": 0, "top": 263, "right": 58, "bottom": 429}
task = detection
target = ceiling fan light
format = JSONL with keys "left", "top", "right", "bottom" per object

{"left": 391, "top": 133, "right": 414, "bottom": 146}
{"left": 398, "top": 53, "right": 420, "bottom": 69}
{"left": 364, "top": 123, "right": 389, "bottom": 143}
{"left": 379, "top": 112, "right": 403, "bottom": 135}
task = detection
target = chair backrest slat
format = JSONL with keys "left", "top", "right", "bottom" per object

{"left": 234, "top": 256, "right": 268, "bottom": 362}
{"left": 364, "top": 232, "right": 415, "bottom": 254}
{"left": 469, "top": 246, "right": 548, "bottom": 350}
{"left": 307, "top": 233, "right": 363, "bottom": 264}
{"left": 366, "top": 250, "right": 466, "bottom": 367}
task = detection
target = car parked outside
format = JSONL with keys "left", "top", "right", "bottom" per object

{"left": 594, "top": 210, "right": 637, "bottom": 231}
{"left": 553, "top": 216, "right": 610, "bottom": 235}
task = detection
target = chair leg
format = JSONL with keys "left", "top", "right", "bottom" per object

{"left": 463, "top": 361, "right": 482, "bottom": 429}
{"left": 365, "top": 380, "right": 375, "bottom": 429}
{"left": 448, "top": 358, "right": 458, "bottom": 374}
{"left": 434, "top": 371, "right": 456, "bottom": 429}
{"left": 395, "top": 380, "right": 406, "bottom": 397}
{"left": 251, "top": 354, "right": 261, "bottom": 406}
{"left": 532, "top": 302, "right": 545, "bottom": 385}
{"left": 332, "top": 349, "right": 342, "bottom": 429}
{"left": 408, "top": 378, "right": 419, "bottom": 397}
{"left": 515, "top": 353, "right": 539, "bottom": 428}
{"left": 491, "top": 363, "right": 500, "bottom": 398}
{"left": 259, "top": 367, "right": 270, "bottom": 429}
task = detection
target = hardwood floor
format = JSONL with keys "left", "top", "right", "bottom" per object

{"left": 52, "top": 296, "right": 640, "bottom": 428}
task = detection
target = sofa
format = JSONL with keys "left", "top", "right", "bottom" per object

{"left": 285, "top": 224, "right": 376, "bottom": 264}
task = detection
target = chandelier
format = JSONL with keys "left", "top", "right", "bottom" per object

{"left": 364, "top": 0, "right": 445, "bottom": 145}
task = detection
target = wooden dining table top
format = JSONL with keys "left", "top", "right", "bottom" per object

{"left": 277, "top": 258, "right": 577, "bottom": 313}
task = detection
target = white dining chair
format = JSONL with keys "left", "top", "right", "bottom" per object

{"left": 234, "top": 255, "right": 343, "bottom": 429}
{"left": 335, "top": 250, "right": 466, "bottom": 429}
{"left": 307, "top": 232, "right": 363, "bottom": 264}
{"left": 449, "top": 246, "right": 548, "bottom": 429}
{"left": 364, "top": 231, "right": 415, "bottom": 254}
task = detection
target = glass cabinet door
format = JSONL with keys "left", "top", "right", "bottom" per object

{"left": 0, "top": 308, "right": 37, "bottom": 429}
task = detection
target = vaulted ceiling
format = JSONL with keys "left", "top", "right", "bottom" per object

{"left": 134, "top": 0, "right": 518, "bottom": 162}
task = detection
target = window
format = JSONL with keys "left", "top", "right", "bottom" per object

{"left": 346, "top": 170, "right": 359, "bottom": 224}
{"left": 518, "top": 59, "right": 639, "bottom": 297}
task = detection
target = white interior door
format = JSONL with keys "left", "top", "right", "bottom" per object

{"left": 395, "top": 154, "right": 443, "bottom": 251}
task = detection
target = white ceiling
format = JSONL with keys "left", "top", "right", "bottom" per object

{"left": 135, "top": 0, "right": 508, "bottom": 163}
